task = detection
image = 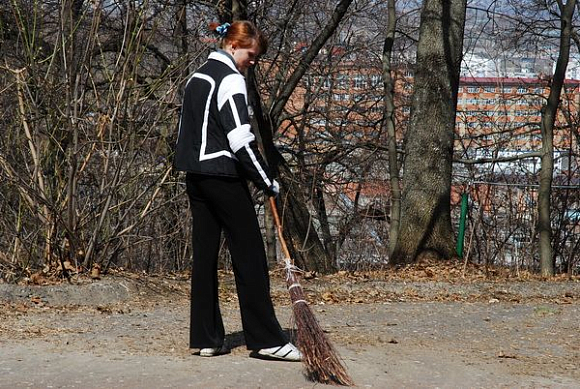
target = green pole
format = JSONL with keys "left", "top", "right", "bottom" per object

{"left": 456, "top": 192, "right": 469, "bottom": 258}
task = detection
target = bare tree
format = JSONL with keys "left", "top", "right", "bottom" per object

{"left": 536, "top": 0, "right": 576, "bottom": 276}
{"left": 0, "top": 1, "right": 210, "bottom": 279}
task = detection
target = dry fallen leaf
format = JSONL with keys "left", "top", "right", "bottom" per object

{"left": 91, "top": 264, "right": 101, "bottom": 280}
{"left": 30, "top": 272, "right": 45, "bottom": 285}
{"left": 63, "top": 261, "right": 76, "bottom": 271}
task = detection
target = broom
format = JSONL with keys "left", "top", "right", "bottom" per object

{"left": 269, "top": 197, "right": 353, "bottom": 386}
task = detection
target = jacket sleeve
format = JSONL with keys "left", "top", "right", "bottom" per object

{"left": 217, "top": 74, "right": 274, "bottom": 191}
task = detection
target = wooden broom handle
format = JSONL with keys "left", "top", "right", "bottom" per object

{"left": 269, "top": 197, "right": 292, "bottom": 262}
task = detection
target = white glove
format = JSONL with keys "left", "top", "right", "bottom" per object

{"left": 267, "top": 179, "right": 280, "bottom": 197}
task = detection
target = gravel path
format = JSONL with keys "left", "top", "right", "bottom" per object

{"left": 1, "top": 274, "right": 579, "bottom": 388}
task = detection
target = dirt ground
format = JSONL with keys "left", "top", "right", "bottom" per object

{"left": 1, "top": 264, "right": 580, "bottom": 389}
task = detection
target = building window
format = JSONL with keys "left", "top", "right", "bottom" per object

{"left": 467, "top": 86, "right": 478, "bottom": 93}
{"left": 517, "top": 87, "right": 527, "bottom": 93}
{"left": 332, "top": 93, "right": 350, "bottom": 101}
{"left": 370, "top": 75, "right": 381, "bottom": 86}
{"left": 353, "top": 75, "right": 366, "bottom": 89}
{"left": 484, "top": 86, "right": 496, "bottom": 93}
{"left": 336, "top": 75, "right": 348, "bottom": 89}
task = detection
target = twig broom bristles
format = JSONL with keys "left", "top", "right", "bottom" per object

{"left": 269, "top": 197, "right": 353, "bottom": 386}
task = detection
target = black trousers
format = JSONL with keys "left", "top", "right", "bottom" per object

{"left": 186, "top": 173, "right": 287, "bottom": 350}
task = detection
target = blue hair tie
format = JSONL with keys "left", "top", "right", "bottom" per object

{"left": 215, "top": 22, "right": 230, "bottom": 38}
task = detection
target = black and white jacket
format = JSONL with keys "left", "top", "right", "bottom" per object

{"left": 174, "top": 50, "right": 274, "bottom": 191}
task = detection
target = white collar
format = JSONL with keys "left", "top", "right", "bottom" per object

{"left": 208, "top": 51, "right": 240, "bottom": 74}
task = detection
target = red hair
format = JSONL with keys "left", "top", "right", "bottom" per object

{"left": 209, "top": 21, "right": 268, "bottom": 55}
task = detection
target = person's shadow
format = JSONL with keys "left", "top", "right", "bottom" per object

{"left": 191, "top": 329, "right": 297, "bottom": 357}
{"left": 225, "top": 328, "right": 297, "bottom": 351}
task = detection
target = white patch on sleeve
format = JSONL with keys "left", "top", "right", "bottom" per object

{"left": 244, "top": 144, "right": 272, "bottom": 187}
{"left": 217, "top": 74, "right": 247, "bottom": 110}
{"left": 227, "top": 125, "right": 255, "bottom": 153}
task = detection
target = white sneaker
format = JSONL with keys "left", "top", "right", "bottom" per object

{"left": 257, "top": 343, "right": 302, "bottom": 362}
{"left": 199, "top": 345, "right": 228, "bottom": 357}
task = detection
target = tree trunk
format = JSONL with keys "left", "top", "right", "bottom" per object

{"left": 382, "top": 0, "right": 400, "bottom": 258}
{"left": 264, "top": 200, "right": 278, "bottom": 267}
{"left": 390, "top": 0, "right": 467, "bottom": 265}
{"left": 538, "top": 0, "right": 576, "bottom": 277}
{"left": 175, "top": 0, "right": 189, "bottom": 76}
{"left": 314, "top": 185, "right": 336, "bottom": 263}
{"left": 216, "top": 0, "right": 234, "bottom": 22}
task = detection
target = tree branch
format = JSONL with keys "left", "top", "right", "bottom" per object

{"left": 269, "top": 0, "right": 354, "bottom": 124}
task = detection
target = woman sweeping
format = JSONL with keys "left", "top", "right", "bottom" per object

{"left": 174, "top": 20, "right": 301, "bottom": 362}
